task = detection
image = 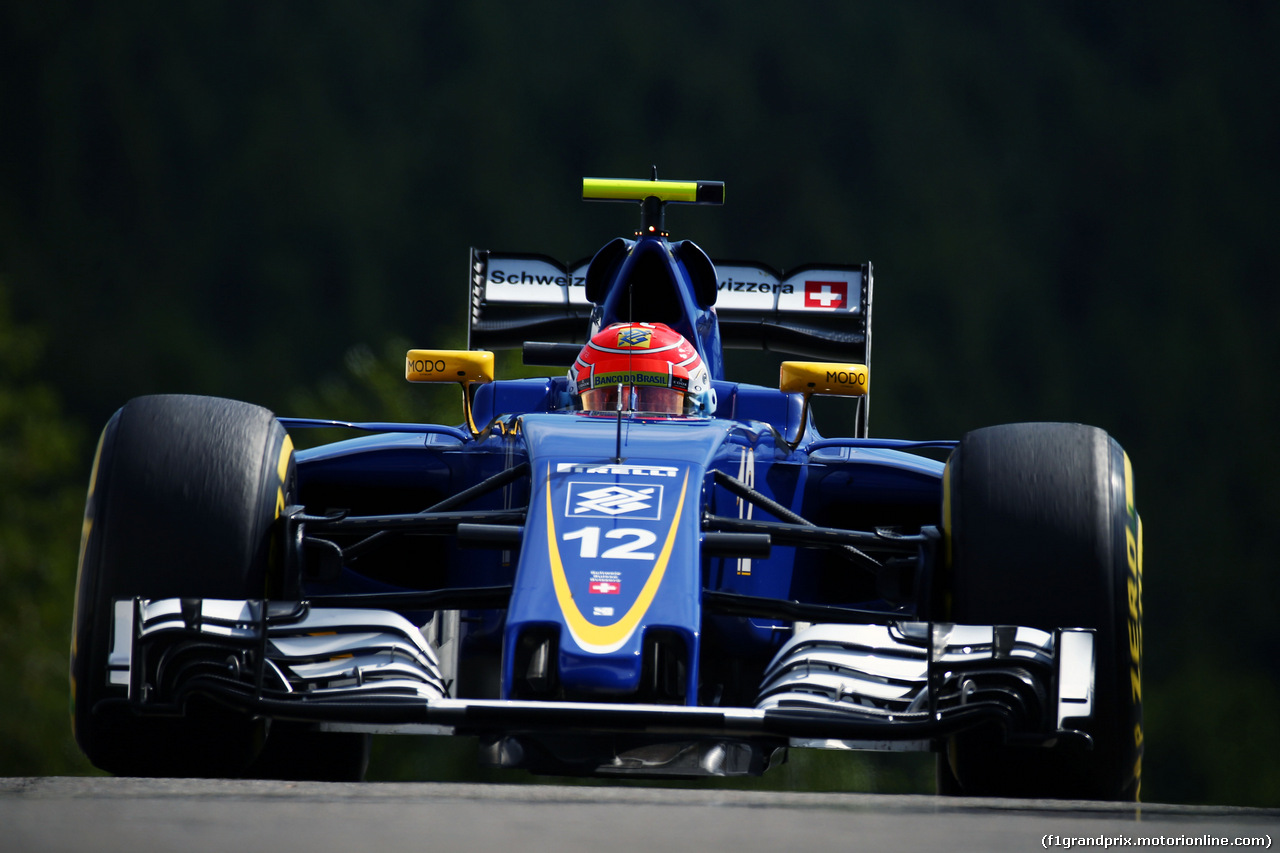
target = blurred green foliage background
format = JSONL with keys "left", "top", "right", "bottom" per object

{"left": 1, "top": 2, "right": 1276, "bottom": 806}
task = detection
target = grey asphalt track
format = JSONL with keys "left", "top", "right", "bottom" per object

{"left": 3, "top": 777, "right": 1276, "bottom": 853}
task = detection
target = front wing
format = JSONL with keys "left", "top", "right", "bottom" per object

{"left": 104, "top": 596, "right": 1096, "bottom": 776}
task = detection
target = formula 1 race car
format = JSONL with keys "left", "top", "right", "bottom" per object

{"left": 70, "top": 176, "right": 1143, "bottom": 800}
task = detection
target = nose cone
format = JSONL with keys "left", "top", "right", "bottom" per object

{"left": 502, "top": 415, "right": 734, "bottom": 701}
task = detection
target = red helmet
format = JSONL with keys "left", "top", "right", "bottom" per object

{"left": 570, "top": 323, "right": 714, "bottom": 416}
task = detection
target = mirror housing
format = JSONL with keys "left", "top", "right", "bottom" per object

{"left": 406, "top": 350, "right": 495, "bottom": 385}
{"left": 779, "top": 361, "right": 869, "bottom": 397}
{"left": 778, "top": 361, "right": 869, "bottom": 448}
{"left": 406, "top": 350, "right": 495, "bottom": 435}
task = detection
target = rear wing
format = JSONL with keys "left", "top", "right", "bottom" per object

{"left": 712, "top": 260, "right": 872, "bottom": 362}
{"left": 467, "top": 248, "right": 873, "bottom": 364}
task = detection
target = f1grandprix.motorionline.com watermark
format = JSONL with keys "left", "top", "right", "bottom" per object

{"left": 1043, "top": 835, "right": 1271, "bottom": 849}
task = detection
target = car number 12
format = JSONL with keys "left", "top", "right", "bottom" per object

{"left": 562, "top": 527, "right": 657, "bottom": 560}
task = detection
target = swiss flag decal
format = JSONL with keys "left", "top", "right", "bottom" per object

{"left": 804, "top": 280, "right": 848, "bottom": 309}
{"left": 589, "top": 581, "right": 620, "bottom": 594}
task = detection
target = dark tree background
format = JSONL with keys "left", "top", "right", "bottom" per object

{"left": 2, "top": 2, "right": 1276, "bottom": 806}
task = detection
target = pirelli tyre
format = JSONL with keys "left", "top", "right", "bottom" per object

{"left": 70, "top": 394, "right": 368, "bottom": 779}
{"left": 939, "top": 422, "right": 1143, "bottom": 801}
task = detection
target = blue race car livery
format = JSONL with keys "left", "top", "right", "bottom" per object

{"left": 70, "top": 176, "right": 1143, "bottom": 800}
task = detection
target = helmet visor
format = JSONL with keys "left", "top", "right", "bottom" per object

{"left": 581, "top": 385, "right": 686, "bottom": 415}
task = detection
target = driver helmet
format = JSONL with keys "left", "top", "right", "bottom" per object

{"left": 570, "top": 322, "right": 715, "bottom": 416}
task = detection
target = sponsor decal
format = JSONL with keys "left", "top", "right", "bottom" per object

{"left": 616, "top": 327, "right": 653, "bottom": 348}
{"left": 825, "top": 368, "right": 867, "bottom": 387}
{"left": 804, "top": 280, "right": 848, "bottom": 309}
{"left": 569, "top": 483, "right": 662, "bottom": 518}
{"left": 717, "top": 278, "right": 794, "bottom": 294}
{"left": 591, "top": 371, "right": 669, "bottom": 389}
{"left": 407, "top": 357, "right": 446, "bottom": 374}
{"left": 589, "top": 580, "right": 620, "bottom": 594}
{"left": 547, "top": 469, "right": 691, "bottom": 655}
{"left": 556, "top": 462, "right": 679, "bottom": 478}
{"left": 488, "top": 270, "right": 585, "bottom": 286}
{"left": 593, "top": 606, "right": 615, "bottom": 617}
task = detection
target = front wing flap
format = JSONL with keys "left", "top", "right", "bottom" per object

{"left": 104, "top": 597, "right": 1094, "bottom": 762}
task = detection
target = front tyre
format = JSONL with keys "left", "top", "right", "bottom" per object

{"left": 940, "top": 423, "right": 1143, "bottom": 800}
{"left": 70, "top": 395, "right": 294, "bottom": 777}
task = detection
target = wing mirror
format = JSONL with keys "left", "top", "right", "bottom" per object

{"left": 779, "top": 361, "right": 869, "bottom": 447}
{"left": 406, "top": 349, "right": 495, "bottom": 436}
